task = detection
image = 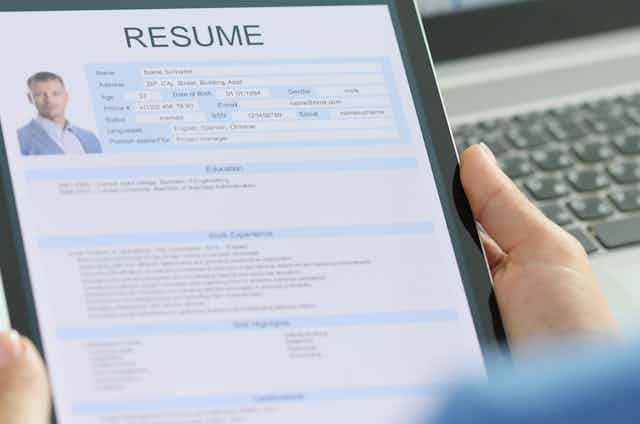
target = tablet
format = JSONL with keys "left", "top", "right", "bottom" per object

{"left": 0, "top": 1, "right": 504, "bottom": 422}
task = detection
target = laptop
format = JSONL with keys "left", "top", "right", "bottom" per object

{"left": 420, "top": 0, "right": 640, "bottom": 330}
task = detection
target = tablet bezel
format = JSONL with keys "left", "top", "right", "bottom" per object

{"left": 0, "top": 0, "right": 506, "bottom": 418}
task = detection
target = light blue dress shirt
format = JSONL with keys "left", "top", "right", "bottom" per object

{"left": 35, "top": 117, "right": 86, "bottom": 154}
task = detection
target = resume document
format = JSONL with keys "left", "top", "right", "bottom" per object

{"left": 0, "top": 5, "right": 485, "bottom": 423}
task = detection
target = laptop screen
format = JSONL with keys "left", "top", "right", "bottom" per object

{"left": 419, "top": 0, "right": 530, "bottom": 17}
{"left": 424, "top": 0, "right": 640, "bottom": 61}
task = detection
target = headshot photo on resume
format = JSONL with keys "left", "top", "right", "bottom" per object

{"left": 17, "top": 71, "right": 102, "bottom": 156}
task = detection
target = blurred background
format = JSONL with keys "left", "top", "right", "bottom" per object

{"left": 420, "top": 0, "right": 640, "bottom": 335}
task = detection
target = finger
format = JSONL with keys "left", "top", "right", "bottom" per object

{"left": 460, "top": 144, "right": 567, "bottom": 255}
{"left": 479, "top": 230, "right": 505, "bottom": 271}
{"left": 0, "top": 331, "right": 50, "bottom": 424}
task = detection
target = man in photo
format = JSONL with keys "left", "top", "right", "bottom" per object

{"left": 17, "top": 72, "right": 102, "bottom": 156}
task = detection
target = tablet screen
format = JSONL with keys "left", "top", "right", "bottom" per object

{"left": 0, "top": 4, "right": 486, "bottom": 423}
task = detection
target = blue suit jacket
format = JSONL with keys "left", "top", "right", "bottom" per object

{"left": 435, "top": 342, "right": 640, "bottom": 424}
{"left": 17, "top": 119, "right": 102, "bottom": 156}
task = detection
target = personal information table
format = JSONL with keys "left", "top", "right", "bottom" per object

{"left": 86, "top": 60, "right": 406, "bottom": 152}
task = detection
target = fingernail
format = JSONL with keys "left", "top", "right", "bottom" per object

{"left": 0, "top": 330, "right": 23, "bottom": 367}
{"left": 479, "top": 143, "right": 497, "bottom": 164}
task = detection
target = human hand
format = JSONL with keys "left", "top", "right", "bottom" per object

{"left": 0, "top": 330, "right": 50, "bottom": 423}
{"left": 460, "top": 144, "right": 617, "bottom": 353}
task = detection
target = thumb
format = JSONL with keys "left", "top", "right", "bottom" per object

{"left": 0, "top": 331, "right": 51, "bottom": 424}
{"left": 460, "top": 144, "right": 581, "bottom": 261}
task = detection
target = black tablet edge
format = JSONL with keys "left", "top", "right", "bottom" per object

{"left": 0, "top": 123, "right": 50, "bottom": 377}
{"left": 388, "top": 1, "right": 508, "bottom": 366}
{"left": 0, "top": 0, "right": 507, "bottom": 403}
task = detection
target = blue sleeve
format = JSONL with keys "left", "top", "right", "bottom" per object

{"left": 86, "top": 130, "right": 102, "bottom": 154}
{"left": 16, "top": 126, "right": 30, "bottom": 155}
{"left": 434, "top": 342, "right": 640, "bottom": 424}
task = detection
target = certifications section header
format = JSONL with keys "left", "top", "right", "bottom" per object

{"left": 85, "top": 58, "right": 408, "bottom": 154}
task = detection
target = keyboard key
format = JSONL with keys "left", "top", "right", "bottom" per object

{"left": 514, "top": 111, "right": 547, "bottom": 125}
{"left": 566, "top": 170, "right": 610, "bottom": 192}
{"left": 627, "top": 109, "right": 640, "bottom": 126}
{"left": 459, "top": 135, "right": 480, "bottom": 149}
{"left": 455, "top": 140, "right": 469, "bottom": 151}
{"left": 567, "top": 228, "right": 599, "bottom": 254}
{"left": 613, "top": 132, "right": 640, "bottom": 155}
{"left": 454, "top": 125, "right": 484, "bottom": 144}
{"left": 608, "top": 162, "right": 640, "bottom": 184}
{"left": 548, "top": 119, "right": 588, "bottom": 141}
{"left": 480, "top": 118, "right": 510, "bottom": 131}
{"left": 500, "top": 157, "right": 534, "bottom": 179}
{"left": 458, "top": 130, "right": 510, "bottom": 153}
{"left": 454, "top": 137, "right": 475, "bottom": 149}
{"left": 568, "top": 197, "right": 615, "bottom": 220}
{"left": 453, "top": 124, "right": 475, "bottom": 139}
{"left": 531, "top": 149, "right": 573, "bottom": 171}
{"left": 593, "top": 216, "right": 640, "bottom": 248}
{"left": 525, "top": 177, "right": 570, "bottom": 200}
{"left": 587, "top": 99, "right": 625, "bottom": 115}
{"left": 550, "top": 105, "right": 582, "bottom": 120}
{"left": 612, "top": 97, "right": 631, "bottom": 110}
{"left": 507, "top": 128, "right": 550, "bottom": 149}
{"left": 609, "top": 189, "right": 640, "bottom": 212}
{"left": 541, "top": 204, "right": 574, "bottom": 226}
{"left": 585, "top": 115, "right": 629, "bottom": 133}
{"left": 456, "top": 135, "right": 474, "bottom": 150}
{"left": 551, "top": 105, "right": 589, "bottom": 123}
{"left": 626, "top": 94, "right": 640, "bottom": 108}
{"left": 478, "top": 132, "right": 511, "bottom": 156}
{"left": 572, "top": 139, "right": 615, "bottom": 163}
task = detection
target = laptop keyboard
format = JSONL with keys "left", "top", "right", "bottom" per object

{"left": 453, "top": 92, "right": 640, "bottom": 255}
